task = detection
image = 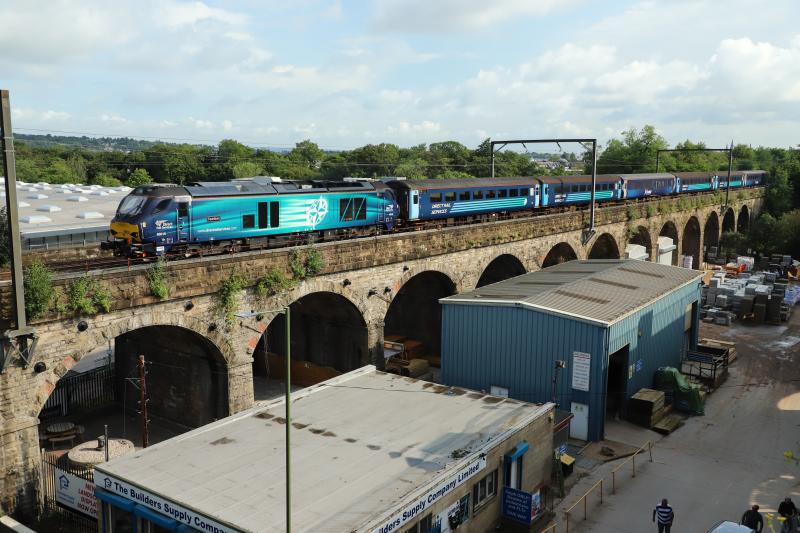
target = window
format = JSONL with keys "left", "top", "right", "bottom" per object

{"left": 498, "top": 189, "right": 507, "bottom": 198}
{"left": 258, "top": 202, "right": 269, "bottom": 229}
{"left": 340, "top": 197, "right": 366, "bottom": 222}
{"left": 473, "top": 190, "right": 484, "bottom": 200}
{"left": 509, "top": 189, "right": 518, "bottom": 197}
{"left": 403, "top": 514, "right": 432, "bottom": 533}
{"left": 473, "top": 469, "right": 498, "bottom": 509}
{"left": 520, "top": 188, "right": 529, "bottom": 197}
{"left": 430, "top": 193, "right": 442, "bottom": 202}
{"left": 413, "top": 194, "right": 419, "bottom": 205}
{"left": 445, "top": 191, "right": 456, "bottom": 202}
{"left": 270, "top": 202, "right": 280, "bottom": 227}
{"left": 152, "top": 199, "right": 171, "bottom": 214}
{"left": 459, "top": 191, "right": 471, "bottom": 201}
{"left": 242, "top": 214, "right": 255, "bottom": 229}
{"left": 486, "top": 190, "right": 496, "bottom": 199}
{"left": 177, "top": 203, "right": 189, "bottom": 218}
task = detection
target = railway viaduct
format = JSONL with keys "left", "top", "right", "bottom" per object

{"left": 0, "top": 188, "right": 763, "bottom": 516}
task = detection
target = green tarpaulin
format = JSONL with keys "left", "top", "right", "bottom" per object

{"left": 654, "top": 367, "right": 705, "bottom": 415}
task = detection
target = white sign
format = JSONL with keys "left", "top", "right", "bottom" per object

{"left": 370, "top": 457, "right": 486, "bottom": 533}
{"left": 572, "top": 352, "right": 591, "bottom": 392}
{"left": 93, "top": 471, "right": 236, "bottom": 533}
{"left": 55, "top": 469, "right": 97, "bottom": 518}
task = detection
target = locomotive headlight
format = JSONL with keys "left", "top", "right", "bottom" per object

{"left": 141, "top": 222, "right": 147, "bottom": 228}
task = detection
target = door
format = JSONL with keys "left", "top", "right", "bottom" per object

{"left": 409, "top": 190, "right": 420, "bottom": 220}
{"left": 570, "top": 402, "right": 588, "bottom": 440}
{"left": 607, "top": 345, "right": 629, "bottom": 418}
{"left": 177, "top": 201, "right": 190, "bottom": 241}
{"left": 533, "top": 185, "right": 539, "bottom": 208}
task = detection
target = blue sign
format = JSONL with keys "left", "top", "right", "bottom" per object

{"left": 636, "top": 359, "right": 643, "bottom": 372}
{"left": 502, "top": 487, "right": 533, "bottom": 524}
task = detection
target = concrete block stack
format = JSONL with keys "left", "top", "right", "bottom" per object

{"left": 702, "top": 269, "right": 798, "bottom": 325}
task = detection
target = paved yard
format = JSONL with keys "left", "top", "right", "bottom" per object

{"left": 554, "top": 313, "right": 800, "bottom": 533}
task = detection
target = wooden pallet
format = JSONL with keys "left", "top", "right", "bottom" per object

{"left": 653, "top": 413, "right": 685, "bottom": 435}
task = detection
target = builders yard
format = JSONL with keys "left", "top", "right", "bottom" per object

{"left": 552, "top": 313, "right": 800, "bottom": 533}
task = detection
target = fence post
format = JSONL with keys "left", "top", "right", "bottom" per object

{"left": 565, "top": 512, "right": 570, "bottom": 533}
{"left": 612, "top": 470, "right": 616, "bottom": 494}
{"left": 648, "top": 441, "right": 653, "bottom": 462}
{"left": 600, "top": 479, "right": 603, "bottom": 504}
{"left": 583, "top": 493, "right": 587, "bottom": 520}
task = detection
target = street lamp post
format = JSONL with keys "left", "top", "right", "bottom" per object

{"left": 237, "top": 306, "right": 292, "bottom": 532}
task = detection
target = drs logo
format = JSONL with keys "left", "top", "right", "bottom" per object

{"left": 306, "top": 197, "right": 328, "bottom": 227}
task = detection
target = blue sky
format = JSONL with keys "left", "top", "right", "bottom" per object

{"left": 2, "top": 0, "right": 799, "bottom": 151}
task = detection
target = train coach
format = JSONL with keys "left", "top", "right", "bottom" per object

{"left": 107, "top": 177, "right": 398, "bottom": 255}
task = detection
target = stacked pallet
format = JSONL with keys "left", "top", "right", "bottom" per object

{"left": 627, "top": 389, "right": 668, "bottom": 428}
{"left": 699, "top": 338, "right": 737, "bottom": 363}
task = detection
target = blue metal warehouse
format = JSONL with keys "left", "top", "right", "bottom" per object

{"left": 440, "top": 260, "right": 703, "bottom": 441}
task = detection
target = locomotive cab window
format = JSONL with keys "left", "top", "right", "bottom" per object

{"left": 242, "top": 214, "right": 255, "bottom": 229}
{"left": 430, "top": 193, "right": 442, "bottom": 202}
{"left": 459, "top": 191, "right": 470, "bottom": 201}
{"left": 153, "top": 199, "right": 171, "bottom": 214}
{"left": 177, "top": 203, "right": 189, "bottom": 218}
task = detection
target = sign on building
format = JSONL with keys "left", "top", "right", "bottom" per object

{"left": 55, "top": 469, "right": 97, "bottom": 519}
{"left": 501, "top": 487, "right": 542, "bottom": 524}
{"left": 571, "top": 351, "right": 591, "bottom": 391}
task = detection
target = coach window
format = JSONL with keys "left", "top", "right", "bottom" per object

{"left": 445, "top": 191, "right": 456, "bottom": 202}
{"left": 486, "top": 190, "right": 496, "bottom": 199}
{"left": 459, "top": 191, "right": 470, "bottom": 201}
{"left": 509, "top": 189, "right": 518, "bottom": 197}
{"left": 242, "top": 214, "right": 255, "bottom": 229}
{"left": 473, "top": 190, "right": 484, "bottom": 200}
{"left": 430, "top": 192, "right": 442, "bottom": 202}
{"left": 519, "top": 188, "right": 528, "bottom": 197}
{"left": 498, "top": 189, "right": 507, "bottom": 198}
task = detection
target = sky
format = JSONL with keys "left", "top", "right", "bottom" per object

{"left": 2, "top": 0, "right": 800, "bottom": 151}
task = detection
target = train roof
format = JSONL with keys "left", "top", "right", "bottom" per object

{"left": 617, "top": 173, "right": 676, "bottom": 182}
{"left": 182, "top": 178, "right": 376, "bottom": 198}
{"left": 558, "top": 174, "right": 623, "bottom": 184}
{"left": 387, "top": 177, "right": 538, "bottom": 191}
{"left": 672, "top": 172, "right": 716, "bottom": 179}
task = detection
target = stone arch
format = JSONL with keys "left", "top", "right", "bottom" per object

{"left": 658, "top": 221, "right": 680, "bottom": 265}
{"left": 628, "top": 225, "right": 653, "bottom": 260}
{"left": 384, "top": 271, "right": 457, "bottom": 358}
{"left": 541, "top": 242, "right": 579, "bottom": 268}
{"left": 738, "top": 204, "right": 750, "bottom": 232}
{"left": 34, "top": 311, "right": 237, "bottom": 417}
{"left": 254, "top": 291, "right": 369, "bottom": 392}
{"left": 476, "top": 253, "right": 526, "bottom": 287}
{"left": 703, "top": 211, "right": 720, "bottom": 262}
{"left": 681, "top": 216, "right": 702, "bottom": 270}
{"left": 722, "top": 208, "right": 736, "bottom": 234}
{"left": 588, "top": 233, "right": 621, "bottom": 260}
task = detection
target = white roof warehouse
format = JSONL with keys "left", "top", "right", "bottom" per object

{"left": 93, "top": 366, "right": 555, "bottom": 533}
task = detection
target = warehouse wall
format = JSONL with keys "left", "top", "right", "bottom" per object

{"left": 608, "top": 281, "right": 702, "bottom": 402}
{"left": 441, "top": 304, "right": 606, "bottom": 439}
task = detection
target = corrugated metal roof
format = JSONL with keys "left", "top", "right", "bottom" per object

{"left": 442, "top": 259, "right": 702, "bottom": 325}
{"left": 94, "top": 366, "right": 552, "bottom": 533}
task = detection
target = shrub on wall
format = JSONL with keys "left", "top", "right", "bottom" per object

{"left": 23, "top": 259, "right": 54, "bottom": 320}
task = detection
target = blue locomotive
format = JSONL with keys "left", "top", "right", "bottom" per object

{"left": 107, "top": 170, "right": 765, "bottom": 255}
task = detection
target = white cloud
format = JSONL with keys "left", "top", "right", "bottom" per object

{"left": 222, "top": 120, "right": 234, "bottom": 131}
{"left": 373, "top": 0, "right": 578, "bottom": 32}
{"left": 12, "top": 108, "right": 71, "bottom": 124}
{"left": 157, "top": 1, "right": 247, "bottom": 28}
{"left": 100, "top": 113, "right": 129, "bottom": 124}
{"left": 387, "top": 120, "right": 441, "bottom": 134}
{"left": 189, "top": 117, "right": 214, "bottom": 129}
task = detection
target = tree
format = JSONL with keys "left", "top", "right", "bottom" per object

{"left": 91, "top": 172, "right": 123, "bottom": 187}
{"left": 126, "top": 168, "right": 153, "bottom": 187}
{"left": 595, "top": 125, "right": 669, "bottom": 174}
{"left": 394, "top": 158, "right": 428, "bottom": 180}
{"left": 41, "top": 160, "right": 78, "bottom": 184}
{"left": 436, "top": 170, "right": 473, "bottom": 179}
{"left": 232, "top": 161, "right": 264, "bottom": 179}
{"left": 289, "top": 140, "right": 325, "bottom": 168}
{"left": 766, "top": 166, "right": 794, "bottom": 216}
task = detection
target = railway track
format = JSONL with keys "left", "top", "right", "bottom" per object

{"left": 0, "top": 188, "right": 760, "bottom": 281}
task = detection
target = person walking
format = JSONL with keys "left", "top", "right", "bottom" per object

{"left": 741, "top": 504, "right": 763, "bottom": 532}
{"left": 653, "top": 498, "right": 675, "bottom": 533}
{"left": 779, "top": 498, "right": 798, "bottom": 518}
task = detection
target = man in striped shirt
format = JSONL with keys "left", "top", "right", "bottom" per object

{"left": 652, "top": 499, "right": 675, "bottom": 532}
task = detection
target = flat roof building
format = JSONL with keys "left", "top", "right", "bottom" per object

{"left": 1, "top": 179, "right": 127, "bottom": 251}
{"left": 441, "top": 259, "right": 703, "bottom": 441}
{"left": 94, "top": 367, "right": 555, "bottom": 533}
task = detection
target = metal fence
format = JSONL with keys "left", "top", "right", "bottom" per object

{"left": 38, "top": 451, "right": 97, "bottom": 533}
{"left": 41, "top": 364, "right": 115, "bottom": 419}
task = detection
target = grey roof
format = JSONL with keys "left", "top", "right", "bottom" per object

{"left": 442, "top": 259, "right": 702, "bottom": 326}
{"left": 1, "top": 179, "right": 127, "bottom": 238}
{"left": 94, "top": 367, "right": 552, "bottom": 533}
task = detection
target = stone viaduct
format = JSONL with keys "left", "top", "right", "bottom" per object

{"left": 0, "top": 188, "right": 763, "bottom": 516}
